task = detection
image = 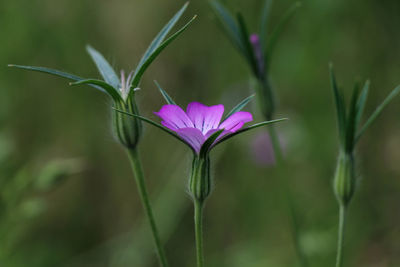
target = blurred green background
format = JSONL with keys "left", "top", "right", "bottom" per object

{"left": 1, "top": 0, "right": 400, "bottom": 266}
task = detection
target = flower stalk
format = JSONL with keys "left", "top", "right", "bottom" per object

{"left": 127, "top": 148, "right": 169, "bottom": 267}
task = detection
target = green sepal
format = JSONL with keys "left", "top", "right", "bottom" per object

{"left": 264, "top": 1, "right": 301, "bottom": 68}
{"left": 223, "top": 94, "right": 255, "bottom": 121}
{"left": 113, "top": 109, "right": 195, "bottom": 154}
{"left": 236, "top": 13, "right": 258, "bottom": 76}
{"left": 330, "top": 64, "right": 347, "bottom": 148}
{"left": 354, "top": 80, "right": 370, "bottom": 129}
{"left": 259, "top": 0, "right": 273, "bottom": 48}
{"left": 155, "top": 80, "right": 177, "bottom": 105}
{"left": 215, "top": 118, "right": 287, "bottom": 146}
{"left": 356, "top": 84, "right": 400, "bottom": 142}
{"left": 333, "top": 151, "right": 356, "bottom": 206}
{"left": 8, "top": 64, "right": 107, "bottom": 94}
{"left": 131, "top": 15, "right": 197, "bottom": 90}
{"left": 136, "top": 2, "right": 189, "bottom": 71}
{"left": 189, "top": 155, "right": 211, "bottom": 202}
{"left": 86, "top": 45, "right": 120, "bottom": 89}
{"left": 344, "top": 82, "right": 360, "bottom": 152}
{"left": 209, "top": 1, "right": 247, "bottom": 57}
{"left": 70, "top": 79, "right": 122, "bottom": 102}
{"left": 199, "top": 129, "right": 224, "bottom": 158}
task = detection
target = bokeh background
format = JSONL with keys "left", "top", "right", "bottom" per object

{"left": 1, "top": 0, "right": 400, "bottom": 266}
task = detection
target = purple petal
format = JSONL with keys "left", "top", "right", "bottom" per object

{"left": 187, "top": 102, "right": 224, "bottom": 134}
{"left": 154, "top": 105, "right": 194, "bottom": 131}
{"left": 219, "top": 111, "right": 253, "bottom": 132}
{"left": 175, "top": 127, "right": 205, "bottom": 153}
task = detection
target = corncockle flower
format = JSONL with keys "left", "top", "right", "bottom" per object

{"left": 154, "top": 102, "right": 253, "bottom": 154}
{"left": 116, "top": 84, "right": 286, "bottom": 267}
{"left": 329, "top": 64, "right": 400, "bottom": 267}
{"left": 10, "top": 4, "right": 196, "bottom": 267}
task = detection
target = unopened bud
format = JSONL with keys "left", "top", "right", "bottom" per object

{"left": 333, "top": 152, "right": 356, "bottom": 206}
{"left": 112, "top": 94, "right": 142, "bottom": 149}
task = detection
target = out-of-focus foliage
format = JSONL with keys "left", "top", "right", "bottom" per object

{"left": 1, "top": 0, "right": 400, "bottom": 267}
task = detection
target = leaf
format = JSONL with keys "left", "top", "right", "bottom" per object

{"left": 70, "top": 79, "right": 122, "bottom": 102}
{"left": 223, "top": 94, "right": 255, "bottom": 121}
{"left": 330, "top": 64, "right": 347, "bottom": 147}
{"left": 136, "top": 2, "right": 189, "bottom": 71}
{"left": 113, "top": 109, "right": 195, "bottom": 153}
{"left": 86, "top": 45, "right": 120, "bottom": 89}
{"left": 215, "top": 118, "right": 287, "bottom": 147}
{"left": 236, "top": 13, "right": 258, "bottom": 76}
{"left": 130, "top": 15, "right": 197, "bottom": 90}
{"left": 8, "top": 64, "right": 107, "bottom": 94}
{"left": 259, "top": 0, "right": 273, "bottom": 48}
{"left": 199, "top": 129, "right": 224, "bottom": 157}
{"left": 264, "top": 1, "right": 301, "bottom": 67}
{"left": 345, "top": 82, "right": 360, "bottom": 152}
{"left": 355, "top": 84, "right": 400, "bottom": 142}
{"left": 355, "top": 80, "right": 369, "bottom": 129}
{"left": 209, "top": 1, "right": 247, "bottom": 56}
{"left": 154, "top": 80, "right": 176, "bottom": 105}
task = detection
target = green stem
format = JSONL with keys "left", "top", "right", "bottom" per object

{"left": 127, "top": 148, "right": 169, "bottom": 267}
{"left": 194, "top": 200, "right": 204, "bottom": 267}
{"left": 268, "top": 118, "right": 308, "bottom": 267}
{"left": 335, "top": 205, "right": 347, "bottom": 267}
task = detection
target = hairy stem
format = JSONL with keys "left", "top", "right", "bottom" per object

{"left": 335, "top": 205, "right": 347, "bottom": 267}
{"left": 127, "top": 148, "right": 169, "bottom": 267}
{"left": 194, "top": 200, "right": 204, "bottom": 267}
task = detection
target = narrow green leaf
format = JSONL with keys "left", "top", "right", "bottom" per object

{"left": 209, "top": 1, "right": 247, "bottom": 56}
{"left": 215, "top": 118, "right": 287, "bottom": 146}
{"left": 200, "top": 129, "right": 224, "bottom": 157}
{"left": 113, "top": 109, "right": 195, "bottom": 153}
{"left": 264, "top": 1, "right": 301, "bottom": 67}
{"left": 154, "top": 80, "right": 176, "bottom": 105}
{"left": 356, "top": 84, "right": 400, "bottom": 142}
{"left": 223, "top": 94, "right": 255, "bottom": 121}
{"left": 8, "top": 64, "right": 107, "bottom": 94}
{"left": 86, "top": 45, "right": 120, "bottom": 89}
{"left": 330, "top": 64, "right": 347, "bottom": 147}
{"left": 259, "top": 0, "right": 273, "bottom": 48}
{"left": 136, "top": 2, "right": 189, "bottom": 71}
{"left": 131, "top": 15, "right": 197, "bottom": 90}
{"left": 236, "top": 13, "right": 258, "bottom": 76}
{"left": 355, "top": 80, "right": 370, "bottom": 129}
{"left": 345, "top": 82, "right": 360, "bottom": 152}
{"left": 70, "top": 79, "right": 122, "bottom": 102}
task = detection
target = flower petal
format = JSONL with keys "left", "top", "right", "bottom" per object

{"left": 154, "top": 104, "right": 194, "bottom": 130}
{"left": 219, "top": 111, "right": 253, "bottom": 132}
{"left": 175, "top": 127, "right": 205, "bottom": 153}
{"left": 186, "top": 102, "right": 224, "bottom": 134}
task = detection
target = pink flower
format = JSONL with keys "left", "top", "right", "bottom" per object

{"left": 154, "top": 102, "right": 253, "bottom": 153}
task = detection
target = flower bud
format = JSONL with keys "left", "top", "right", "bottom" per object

{"left": 112, "top": 95, "right": 142, "bottom": 149}
{"left": 189, "top": 155, "right": 212, "bottom": 203}
{"left": 333, "top": 152, "right": 356, "bottom": 206}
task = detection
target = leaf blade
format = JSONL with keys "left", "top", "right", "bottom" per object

{"left": 70, "top": 79, "right": 122, "bottom": 102}
{"left": 215, "top": 118, "right": 287, "bottom": 146}
{"left": 8, "top": 64, "right": 107, "bottom": 94}
{"left": 131, "top": 15, "right": 197, "bottom": 90}
{"left": 356, "top": 84, "right": 400, "bottom": 142}
{"left": 136, "top": 2, "right": 189, "bottom": 71}
{"left": 86, "top": 45, "right": 120, "bottom": 89}
{"left": 154, "top": 80, "right": 176, "bottom": 105}
{"left": 223, "top": 94, "right": 255, "bottom": 121}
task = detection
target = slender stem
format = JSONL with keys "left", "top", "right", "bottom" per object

{"left": 127, "top": 148, "right": 169, "bottom": 267}
{"left": 194, "top": 200, "right": 204, "bottom": 267}
{"left": 335, "top": 205, "right": 347, "bottom": 267}
{"left": 268, "top": 121, "right": 308, "bottom": 267}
